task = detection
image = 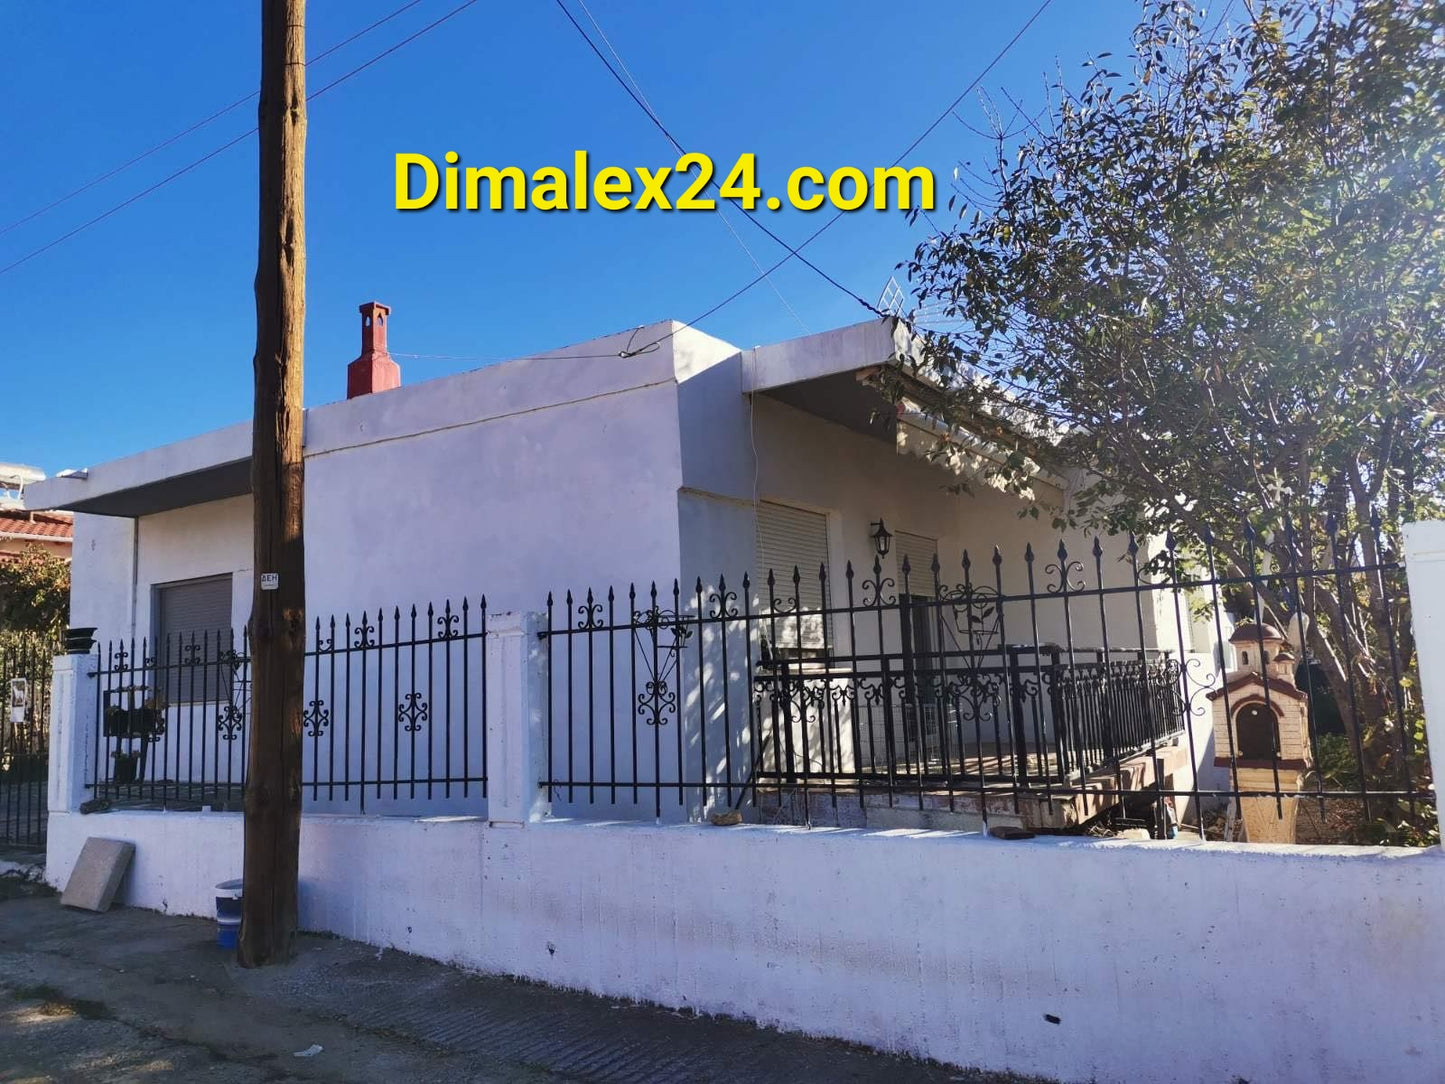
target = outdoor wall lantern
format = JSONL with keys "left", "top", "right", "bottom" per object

{"left": 870, "top": 519, "right": 893, "bottom": 558}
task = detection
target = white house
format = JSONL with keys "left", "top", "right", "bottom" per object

{"left": 28, "top": 308, "right": 1445, "bottom": 1084}
{"left": 32, "top": 304, "right": 1220, "bottom": 826}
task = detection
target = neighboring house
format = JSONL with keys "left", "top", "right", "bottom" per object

{"left": 0, "top": 508, "right": 73, "bottom": 563}
{"left": 0, "top": 464, "right": 73, "bottom": 563}
{"left": 29, "top": 303, "right": 1222, "bottom": 825}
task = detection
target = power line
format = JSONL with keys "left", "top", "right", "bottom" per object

{"left": 445, "top": 0, "right": 1051, "bottom": 379}
{"left": 572, "top": 0, "right": 810, "bottom": 335}
{"left": 0, "top": 0, "right": 426, "bottom": 238}
{"left": 554, "top": 0, "right": 880, "bottom": 325}
{"left": 0, "top": 0, "right": 481, "bottom": 279}
{"left": 602, "top": 0, "right": 1056, "bottom": 357}
{"left": 393, "top": 323, "right": 664, "bottom": 365}
{"left": 307, "top": 0, "right": 479, "bottom": 102}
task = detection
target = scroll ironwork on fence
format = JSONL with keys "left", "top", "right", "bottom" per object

{"left": 87, "top": 598, "right": 488, "bottom": 815}
{"left": 541, "top": 518, "right": 1428, "bottom": 844}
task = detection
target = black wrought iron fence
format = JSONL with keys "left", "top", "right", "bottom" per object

{"left": 541, "top": 519, "right": 1429, "bottom": 844}
{"left": 542, "top": 551, "right": 1193, "bottom": 822}
{"left": 88, "top": 598, "right": 488, "bottom": 814}
{"left": 1, "top": 636, "right": 57, "bottom": 847}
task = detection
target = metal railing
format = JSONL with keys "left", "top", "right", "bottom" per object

{"left": 541, "top": 522, "right": 1429, "bottom": 842}
{"left": 748, "top": 646, "right": 1183, "bottom": 791}
{"left": 71, "top": 514, "right": 1430, "bottom": 845}
{"left": 1, "top": 636, "right": 57, "bottom": 847}
{"left": 88, "top": 598, "right": 488, "bottom": 814}
{"left": 540, "top": 554, "right": 1197, "bottom": 821}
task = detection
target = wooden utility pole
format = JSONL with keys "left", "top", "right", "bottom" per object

{"left": 240, "top": 0, "right": 307, "bottom": 968}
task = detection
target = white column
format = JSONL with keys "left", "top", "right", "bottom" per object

{"left": 48, "top": 652, "right": 99, "bottom": 814}
{"left": 1403, "top": 520, "right": 1445, "bottom": 841}
{"left": 483, "top": 611, "right": 550, "bottom": 826}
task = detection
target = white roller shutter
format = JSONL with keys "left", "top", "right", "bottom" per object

{"left": 755, "top": 502, "right": 830, "bottom": 650}
{"left": 895, "top": 531, "right": 940, "bottom": 592}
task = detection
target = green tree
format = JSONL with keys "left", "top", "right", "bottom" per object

{"left": 0, "top": 546, "right": 70, "bottom": 641}
{"left": 900, "top": 0, "right": 1442, "bottom": 805}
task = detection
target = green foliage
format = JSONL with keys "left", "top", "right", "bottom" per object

{"left": 907, "top": 0, "right": 1443, "bottom": 539}
{"left": 1310, "top": 733, "right": 1439, "bottom": 846}
{"left": 902, "top": 0, "right": 1440, "bottom": 776}
{"left": 0, "top": 546, "right": 70, "bottom": 640}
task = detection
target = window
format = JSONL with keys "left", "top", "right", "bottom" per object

{"left": 896, "top": 532, "right": 939, "bottom": 660}
{"left": 153, "top": 575, "right": 234, "bottom": 703}
{"left": 895, "top": 531, "right": 940, "bottom": 592}
{"left": 755, "top": 501, "right": 830, "bottom": 652}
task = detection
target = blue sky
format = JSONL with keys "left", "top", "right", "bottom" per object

{"left": 1, "top": 1, "right": 1141, "bottom": 475}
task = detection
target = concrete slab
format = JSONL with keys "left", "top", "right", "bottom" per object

{"left": 59, "top": 837, "right": 134, "bottom": 912}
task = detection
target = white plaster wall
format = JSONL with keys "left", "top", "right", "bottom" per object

{"left": 66, "top": 328, "right": 742, "bottom": 821}
{"left": 45, "top": 810, "right": 1445, "bottom": 1084}
{"left": 681, "top": 393, "right": 1176, "bottom": 652}
{"left": 68, "top": 513, "right": 135, "bottom": 637}
{"left": 134, "top": 495, "right": 253, "bottom": 642}
{"left": 64, "top": 321, "right": 749, "bottom": 649}
{"left": 304, "top": 378, "right": 685, "bottom": 620}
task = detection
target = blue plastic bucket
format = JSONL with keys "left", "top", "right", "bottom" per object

{"left": 215, "top": 879, "right": 242, "bottom": 948}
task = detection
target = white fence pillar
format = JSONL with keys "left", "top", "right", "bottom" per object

{"left": 47, "top": 652, "right": 98, "bottom": 814}
{"left": 484, "top": 611, "right": 550, "bottom": 826}
{"left": 1403, "top": 521, "right": 1445, "bottom": 842}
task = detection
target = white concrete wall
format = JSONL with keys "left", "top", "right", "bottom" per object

{"left": 68, "top": 513, "right": 135, "bottom": 640}
{"left": 64, "top": 323, "right": 1226, "bottom": 824}
{"left": 672, "top": 390, "right": 1224, "bottom": 807}
{"left": 679, "top": 391, "right": 1182, "bottom": 653}
{"left": 44, "top": 809, "right": 1445, "bottom": 1084}
{"left": 300, "top": 323, "right": 722, "bottom": 619}
{"left": 137, "top": 496, "right": 254, "bottom": 639}
{"left": 66, "top": 322, "right": 744, "bottom": 647}
{"left": 73, "top": 495, "right": 254, "bottom": 645}
{"left": 1405, "top": 521, "right": 1445, "bottom": 813}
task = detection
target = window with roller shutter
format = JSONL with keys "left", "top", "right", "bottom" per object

{"left": 152, "top": 575, "right": 234, "bottom": 703}
{"left": 893, "top": 531, "right": 946, "bottom": 750}
{"left": 894, "top": 531, "right": 940, "bottom": 592}
{"left": 895, "top": 532, "right": 940, "bottom": 659}
{"left": 754, "top": 501, "right": 831, "bottom": 653}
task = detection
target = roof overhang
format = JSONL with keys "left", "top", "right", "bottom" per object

{"left": 743, "top": 318, "right": 1070, "bottom": 496}
{"left": 27, "top": 422, "right": 251, "bottom": 518}
{"left": 743, "top": 318, "right": 914, "bottom": 442}
{"left": 58, "top": 458, "right": 252, "bottom": 517}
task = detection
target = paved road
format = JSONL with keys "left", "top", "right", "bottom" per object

{"left": 0, "top": 872, "right": 1039, "bottom": 1083}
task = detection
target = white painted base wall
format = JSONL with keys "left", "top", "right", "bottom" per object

{"left": 46, "top": 810, "right": 1445, "bottom": 1084}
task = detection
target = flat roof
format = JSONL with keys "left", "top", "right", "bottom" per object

{"left": 29, "top": 316, "right": 926, "bottom": 518}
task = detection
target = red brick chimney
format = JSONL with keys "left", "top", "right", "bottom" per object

{"left": 346, "top": 301, "right": 401, "bottom": 399}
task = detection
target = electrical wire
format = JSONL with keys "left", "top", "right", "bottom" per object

{"left": 0, "top": 0, "right": 426, "bottom": 238}
{"left": 587, "top": 0, "right": 1057, "bottom": 357}
{"left": 551, "top": 0, "right": 872, "bottom": 322}
{"left": 573, "top": 0, "right": 810, "bottom": 336}
{"left": 358, "top": 0, "right": 1058, "bottom": 397}
{"left": 391, "top": 324, "right": 662, "bottom": 366}
{"left": 0, "top": 0, "right": 482, "bottom": 279}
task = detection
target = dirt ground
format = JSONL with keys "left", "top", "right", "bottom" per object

{"left": 0, "top": 866, "right": 1040, "bottom": 1084}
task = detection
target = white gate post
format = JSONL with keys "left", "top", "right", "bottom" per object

{"left": 484, "top": 611, "right": 550, "bottom": 826}
{"left": 48, "top": 651, "right": 99, "bottom": 815}
{"left": 1403, "top": 521, "right": 1445, "bottom": 842}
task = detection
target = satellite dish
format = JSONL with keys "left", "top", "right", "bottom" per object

{"left": 0, "top": 463, "right": 44, "bottom": 491}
